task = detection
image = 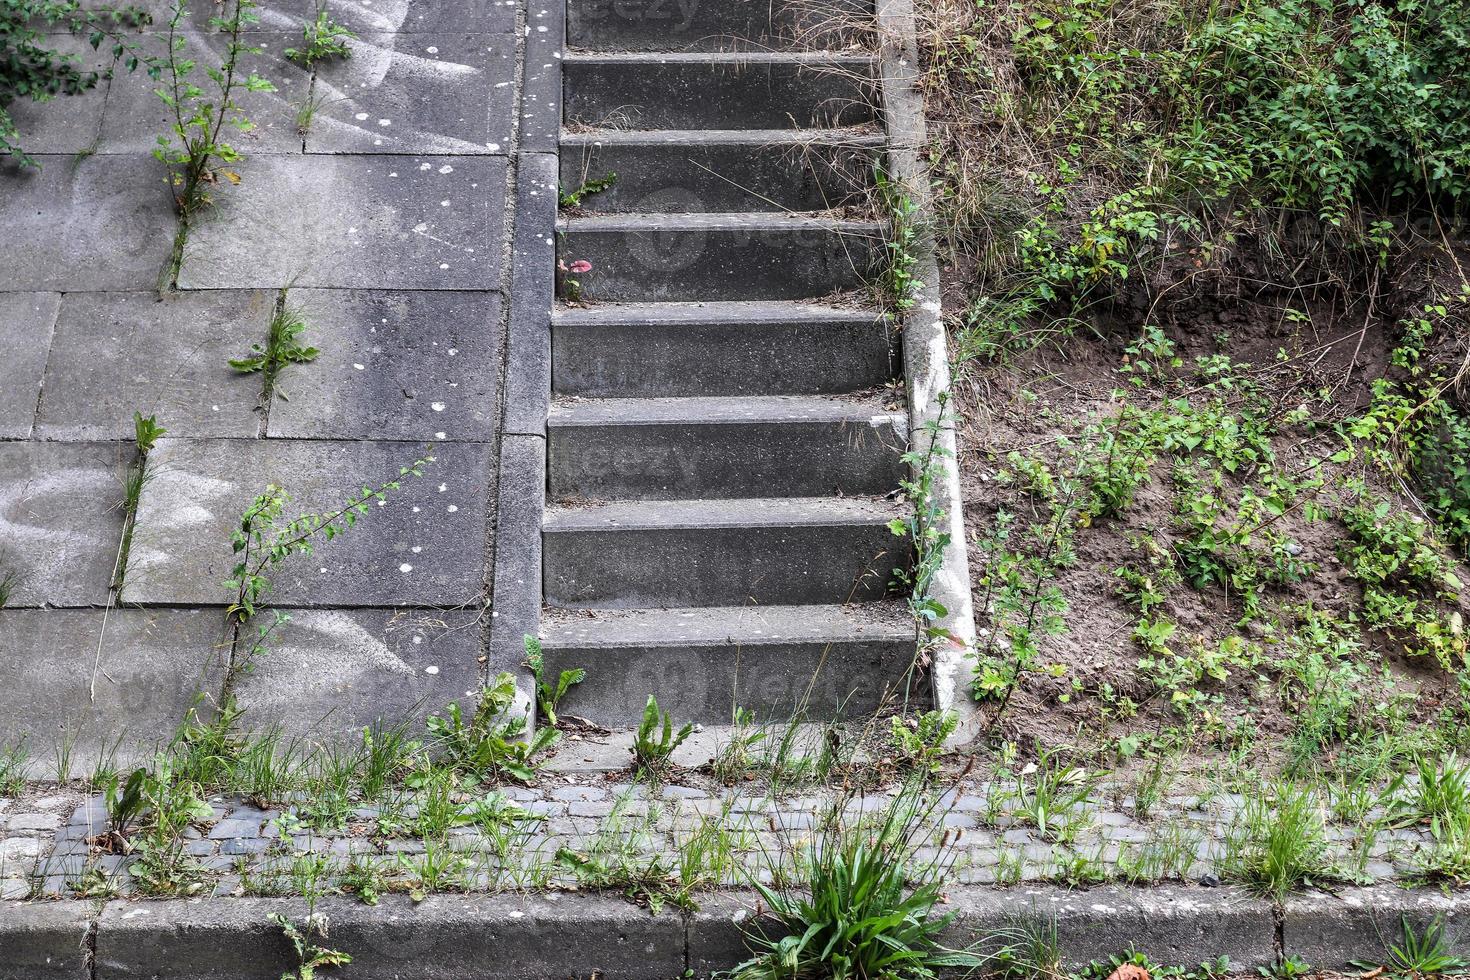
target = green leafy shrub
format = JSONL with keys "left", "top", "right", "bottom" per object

{"left": 0, "top": 0, "right": 151, "bottom": 164}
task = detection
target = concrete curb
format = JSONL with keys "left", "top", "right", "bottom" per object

{"left": 486, "top": 0, "right": 561, "bottom": 710}
{"left": 1283, "top": 886, "right": 1470, "bottom": 969}
{"left": 15, "top": 884, "right": 1464, "bottom": 977}
{"left": 874, "top": 0, "right": 982, "bottom": 737}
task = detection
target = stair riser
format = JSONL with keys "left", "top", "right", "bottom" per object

{"left": 567, "top": 0, "right": 873, "bottom": 51}
{"left": 564, "top": 59, "right": 878, "bottom": 130}
{"left": 543, "top": 524, "right": 906, "bottom": 607}
{"left": 549, "top": 417, "right": 906, "bottom": 499}
{"left": 559, "top": 223, "right": 883, "bottom": 302}
{"left": 560, "top": 137, "right": 879, "bottom": 213}
{"left": 552, "top": 318, "right": 896, "bottom": 396}
{"left": 542, "top": 641, "right": 917, "bottom": 724}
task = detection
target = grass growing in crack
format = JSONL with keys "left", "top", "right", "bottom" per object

{"left": 113, "top": 412, "right": 165, "bottom": 591}
{"left": 730, "top": 776, "right": 984, "bottom": 980}
{"left": 0, "top": 740, "right": 30, "bottom": 796}
{"left": 1392, "top": 753, "right": 1470, "bottom": 829}
{"left": 1010, "top": 746, "right": 1094, "bottom": 842}
{"left": 1220, "top": 781, "right": 1339, "bottom": 899}
{"left": 229, "top": 291, "right": 320, "bottom": 399}
{"left": 555, "top": 790, "right": 685, "bottom": 912}
{"left": 154, "top": 0, "right": 275, "bottom": 286}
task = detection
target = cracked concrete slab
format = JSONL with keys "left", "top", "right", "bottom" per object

{"left": 0, "top": 292, "right": 59, "bottom": 440}
{"left": 0, "top": 609, "right": 230, "bottom": 769}
{"left": 174, "top": 154, "right": 505, "bottom": 289}
{"left": 35, "top": 290, "right": 273, "bottom": 441}
{"left": 0, "top": 442, "right": 131, "bottom": 607}
{"left": 306, "top": 33, "right": 516, "bottom": 155}
{"left": 122, "top": 438, "right": 493, "bottom": 607}
{"left": 264, "top": 289, "right": 502, "bottom": 441}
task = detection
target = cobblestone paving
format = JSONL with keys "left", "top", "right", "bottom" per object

{"left": 0, "top": 772, "right": 1430, "bottom": 902}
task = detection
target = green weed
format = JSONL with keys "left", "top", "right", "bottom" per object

{"left": 285, "top": 5, "right": 353, "bottom": 67}
{"left": 632, "top": 694, "right": 693, "bottom": 777}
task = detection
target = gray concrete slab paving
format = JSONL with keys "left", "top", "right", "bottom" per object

{"left": 264, "top": 289, "right": 502, "bottom": 440}
{"left": 230, "top": 607, "right": 482, "bottom": 734}
{"left": 0, "top": 292, "right": 59, "bottom": 440}
{"left": 0, "top": 0, "right": 525, "bottom": 771}
{"left": 95, "top": 32, "right": 310, "bottom": 155}
{"left": 0, "top": 154, "right": 177, "bottom": 291}
{"left": 0, "top": 442, "right": 130, "bottom": 607}
{"left": 122, "top": 437, "right": 493, "bottom": 607}
{"left": 306, "top": 33, "right": 516, "bottom": 154}
{"left": 34, "top": 290, "right": 272, "bottom": 441}
{"left": 174, "top": 154, "right": 505, "bottom": 289}
{"left": 304, "top": 0, "right": 518, "bottom": 35}
{"left": 0, "top": 608, "right": 230, "bottom": 768}
{"left": 1, "top": 37, "right": 114, "bottom": 155}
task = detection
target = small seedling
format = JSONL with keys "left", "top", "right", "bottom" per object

{"left": 632, "top": 695, "right": 693, "bottom": 774}
{"left": 556, "top": 258, "right": 593, "bottom": 303}
{"left": 523, "top": 634, "right": 585, "bottom": 727}
{"left": 229, "top": 296, "right": 320, "bottom": 399}
{"left": 285, "top": 7, "right": 354, "bottom": 67}
{"left": 1258, "top": 955, "right": 1313, "bottom": 980}
{"left": 889, "top": 710, "right": 957, "bottom": 774}
{"left": 270, "top": 912, "right": 351, "bottom": 979}
{"left": 134, "top": 411, "right": 165, "bottom": 453}
{"left": 559, "top": 172, "right": 617, "bottom": 209}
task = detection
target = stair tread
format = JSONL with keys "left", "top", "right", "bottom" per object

{"left": 541, "top": 601, "right": 913, "bottom": 646}
{"left": 551, "top": 300, "right": 882, "bottom": 326}
{"left": 549, "top": 394, "right": 903, "bottom": 425}
{"left": 557, "top": 211, "right": 882, "bottom": 230}
{"left": 543, "top": 496, "right": 904, "bottom": 531}
{"left": 561, "top": 126, "right": 885, "bottom": 146}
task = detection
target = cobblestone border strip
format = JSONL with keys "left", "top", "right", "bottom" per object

{"left": 10, "top": 885, "right": 1467, "bottom": 978}
{"left": 875, "top": 0, "right": 981, "bottom": 737}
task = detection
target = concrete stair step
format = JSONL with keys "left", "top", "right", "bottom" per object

{"left": 558, "top": 212, "right": 884, "bottom": 302}
{"left": 552, "top": 301, "right": 896, "bottom": 397}
{"left": 564, "top": 52, "right": 878, "bottom": 130}
{"left": 548, "top": 395, "right": 907, "bottom": 500}
{"left": 540, "top": 602, "right": 916, "bottom": 724}
{"left": 542, "top": 496, "right": 908, "bottom": 608}
{"left": 567, "top": 0, "right": 873, "bottom": 52}
{"left": 561, "top": 128, "right": 882, "bottom": 213}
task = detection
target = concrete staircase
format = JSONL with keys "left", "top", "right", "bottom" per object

{"left": 543, "top": 0, "right": 914, "bottom": 725}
